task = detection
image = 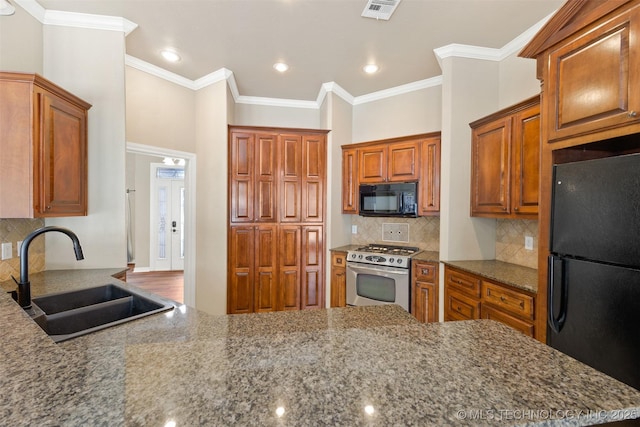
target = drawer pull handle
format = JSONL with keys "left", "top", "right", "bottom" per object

{"left": 629, "top": 111, "right": 637, "bottom": 118}
{"left": 500, "top": 296, "right": 506, "bottom": 302}
{"left": 520, "top": 301, "right": 525, "bottom": 308}
{"left": 421, "top": 268, "right": 429, "bottom": 275}
{"left": 457, "top": 306, "right": 462, "bottom": 312}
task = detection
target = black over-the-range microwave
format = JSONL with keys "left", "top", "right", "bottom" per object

{"left": 359, "top": 182, "right": 418, "bottom": 217}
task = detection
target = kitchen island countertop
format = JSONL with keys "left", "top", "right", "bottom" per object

{"left": 1, "top": 269, "right": 639, "bottom": 426}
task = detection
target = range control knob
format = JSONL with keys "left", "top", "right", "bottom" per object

{"left": 389, "top": 257, "right": 394, "bottom": 263}
{"left": 358, "top": 254, "right": 363, "bottom": 259}
{"left": 397, "top": 258, "right": 403, "bottom": 264}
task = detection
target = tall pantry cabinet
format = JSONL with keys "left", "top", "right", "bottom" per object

{"left": 228, "top": 126, "right": 328, "bottom": 314}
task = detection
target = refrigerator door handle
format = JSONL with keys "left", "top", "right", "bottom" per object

{"left": 548, "top": 255, "right": 568, "bottom": 333}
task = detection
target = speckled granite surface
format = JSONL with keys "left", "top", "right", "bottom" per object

{"left": 329, "top": 244, "right": 361, "bottom": 252}
{"left": 412, "top": 250, "right": 440, "bottom": 263}
{"left": 1, "top": 269, "right": 639, "bottom": 426}
{"left": 444, "top": 260, "right": 538, "bottom": 294}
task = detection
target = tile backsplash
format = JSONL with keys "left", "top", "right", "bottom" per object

{"left": 350, "top": 216, "right": 439, "bottom": 251}
{"left": 0, "top": 218, "right": 45, "bottom": 281}
{"left": 495, "top": 219, "right": 538, "bottom": 269}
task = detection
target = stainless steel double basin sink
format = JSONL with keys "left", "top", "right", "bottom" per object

{"left": 29, "top": 284, "right": 174, "bottom": 342}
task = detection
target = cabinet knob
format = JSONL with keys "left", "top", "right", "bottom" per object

{"left": 629, "top": 111, "right": 637, "bottom": 118}
{"left": 422, "top": 268, "right": 429, "bottom": 275}
{"left": 514, "top": 206, "right": 519, "bottom": 211}
{"left": 500, "top": 296, "right": 506, "bottom": 302}
{"left": 46, "top": 206, "right": 51, "bottom": 210}
{"left": 502, "top": 207, "right": 507, "bottom": 211}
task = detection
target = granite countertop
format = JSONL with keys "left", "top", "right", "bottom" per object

{"left": 444, "top": 260, "right": 538, "bottom": 294}
{"left": 2, "top": 269, "right": 639, "bottom": 426}
{"left": 412, "top": 250, "right": 440, "bottom": 263}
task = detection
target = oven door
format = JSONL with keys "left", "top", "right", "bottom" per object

{"left": 346, "top": 262, "right": 410, "bottom": 312}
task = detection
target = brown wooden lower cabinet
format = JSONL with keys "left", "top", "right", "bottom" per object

{"left": 444, "top": 265, "right": 536, "bottom": 337}
{"left": 411, "top": 260, "right": 438, "bottom": 323}
{"left": 228, "top": 224, "right": 323, "bottom": 314}
{"left": 330, "top": 251, "right": 347, "bottom": 308}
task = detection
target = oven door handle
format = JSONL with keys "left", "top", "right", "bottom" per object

{"left": 347, "top": 263, "right": 409, "bottom": 275}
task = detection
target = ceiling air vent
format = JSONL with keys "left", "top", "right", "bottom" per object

{"left": 361, "top": 0, "right": 401, "bottom": 21}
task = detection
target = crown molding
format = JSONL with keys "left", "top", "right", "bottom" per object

{"left": 353, "top": 76, "right": 442, "bottom": 105}
{"left": 15, "top": 0, "right": 137, "bottom": 34}
{"left": 434, "top": 10, "right": 557, "bottom": 67}
{"left": 126, "top": 55, "right": 197, "bottom": 89}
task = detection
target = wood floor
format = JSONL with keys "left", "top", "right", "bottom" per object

{"left": 126, "top": 270, "right": 184, "bottom": 304}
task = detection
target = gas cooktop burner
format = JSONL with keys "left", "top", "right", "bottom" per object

{"left": 347, "top": 244, "right": 421, "bottom": 268}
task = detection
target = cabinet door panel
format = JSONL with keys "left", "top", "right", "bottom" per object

{"left": 279, "top": 226, "right": 301, "bottom": 310}
{"left": 341, "top": 148, "right": 358, "bottom": 214}
{"left": 445, "top": 289, "right": 480, "bottom": 321}
{"left": 230, "top": 132, "right": 254, "bottom": 222}
{"left": 547, "top": 10, "right": 640, "bottom": 141}
{"left": 330, "top": 252, "right": 347, "bottom": 308}
{"left": 280, "top": 134, "right": 302, "bottom": 222}
{"left": 471, "top": 117, "right": 511, "bottom": 215}
{"left": 255, "top": 134, "right": 278, "bottom": 222}
{"left": 39, "top": 91, "right": 87, "bottom": 216}
{"left": 302, "top": 135, "right": 326, "bottom": 222}
{"left": 301, "top": 226, "right": 323, "bottom": 309}
{"left": 414, "top": 282, "right": 437, "bottom": 323}
{"left": 228, "top": 227, "right": 254, "bottom": 314}
{"left": 254, "top": 225, "right": 278, "bottom": 312}
{"left": 512, "top": 105, "right": 540, "bottom": 216}
{"left": 387, "top": 141, "right": 419, "bottom": 182}
{"left": 358, "top": 146, "right": 386, "bottom": 183}
{"left": 418, "top": 137, "right": 441, "bottom": 215}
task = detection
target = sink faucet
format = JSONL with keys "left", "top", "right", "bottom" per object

{"left": 13, "top": 226, "right": 84, "bottom": 308}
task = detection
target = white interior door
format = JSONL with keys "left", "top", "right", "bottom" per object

{"left": 150, "top": 163, "right": 185, "bottom": 271}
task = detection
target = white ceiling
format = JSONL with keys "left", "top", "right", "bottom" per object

{"left": 33, "top": 0, "right": 564, "bottom": 102}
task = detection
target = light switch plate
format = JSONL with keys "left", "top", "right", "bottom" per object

{"left": 351, "top": 225, "right": 358, "bottom": 234}
{"left": 1, "top": 242, "right": 12, "bottom": 260}
{"left": 525, "top": 236, "right": 534, "bottom": 251}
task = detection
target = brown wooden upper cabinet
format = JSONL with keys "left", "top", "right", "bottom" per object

{"left": 470, "top": 96, "right": 540, "bottom": 219}
{"left": 358, "top": 140, "right": 419, "bottom": 183}
{"left": 0, "top": 72, "right": 91, "bottom": 218}
{"left": 342, "top": 132, "right": 441, "bottom": 215}
{"left": 521, "top": 0, "right": 640, "bottom": 147}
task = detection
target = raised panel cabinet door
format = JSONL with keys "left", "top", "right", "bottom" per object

{"left": 444, "top": 288, "right": 480, "bottom": 321}
{"left": 358, "top": 145, "right": 387, "bottom": 183}
{"left": 255, "top": 134, "right": 278, "bottom": 222}
{"left": 301, "top": 134, "right": 326, "bottom": 223}
{"left": 228, "top": 227, "right": 255, "bottom": 314}
{"left": 330, "top": 251, "right": 347, "bottom": 308}
{"left": 471, "top": 116, "right": 512, "bottom": 216}
{"left": 254, "top": 225, "right": 278, "bottom": 312}
{"left": 418, "top": 137, "right": 441, "bottom": 216}
{"left": 301, "top": 225, "right": 324, "bottom": 309}
{"left": 280, "top": 134, "right": 302, "bottom": 222}
{"left": 387, "top": 140, "right": 420, "bottom": 182}
{"left": 414, "top": 282, "right": 438, "bottom": 323}
{"left": 546, "top": 7, "right": 640, "bottom": 142}
{"left": 341, "top": 147, "right": 358, "bottom": 214}
{"left": 512, "top": 104, "right": 540, "bottom": 217}
{"left": 279, "top": 226, "right": 301, "bottom": 310}
{"left": 38, "top": 90, "right": 88, "bottom": 216}
{"left": 229, "top": 131, "right": 254, "bottom": 222}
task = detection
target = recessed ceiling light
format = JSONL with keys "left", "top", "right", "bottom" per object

{"left": 273, "top": 62, "right": 289, "bottom": 72}
{"left": 161, "top": 49, "right": 181, "bottom": 62}
{"left": 363, "top": 64, "right": 379, "bottom": 74}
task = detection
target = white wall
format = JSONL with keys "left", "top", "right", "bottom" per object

{"left": 0, "top": 5, "right": 42, "bottom": 73}
{"left": 352, "top": 86, "right": 442, "bottom": 142}
{"left": 43, "top": 26, "right": 127, "bottom": 270}
{"left": 498, "top": 51, "right": 540, "bottom": 108}
{"left": 234, "top": 102, "right": 320, "bottom": 129}
{"left": 439, "top": 56, "right": 499, "bottom": 263}
{"left": 125, "top": 66, "right": 196, "bottom": 153}
{"left": 194, "top": 80, "right": 229, "bottom": 315}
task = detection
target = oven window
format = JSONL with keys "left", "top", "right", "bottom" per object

{"left": 362, "top": 194, "right": 398, "bottom": 212}
{"left": 356, "top": 274, "right": 395, "bottom": 302}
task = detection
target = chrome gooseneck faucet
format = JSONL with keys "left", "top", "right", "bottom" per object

{"left": 14, "top": 226, "right": 84, "bottom": 308}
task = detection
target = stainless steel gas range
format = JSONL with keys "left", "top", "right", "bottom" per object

{"left": 346, "top": 244, "right": 422, "bottom": 312}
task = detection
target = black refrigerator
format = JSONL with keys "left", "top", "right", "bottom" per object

{"left": 549, "top": 153, "right": 640, "bottom": 391}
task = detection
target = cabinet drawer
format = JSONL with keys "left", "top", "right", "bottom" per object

{"left": 481, "top": 305, "right": 534, "bottom": 337}
{"left": 482, "top": 281, "right": 534, "bottom": 320}
{"left": 331, "top": 252, "right": 347, "bottom": 268}
{"left": 445, "top": 267, "right": 481, "bottom": 298}
{"left": 445, "top": 289, "right": 480, "bottom": 321}
{"left": 413, "top": 261, "right": 436, "bottom": 282}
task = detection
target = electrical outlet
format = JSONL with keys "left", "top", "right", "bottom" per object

{"left": 382, "top": 223, "right": 409, "bottom": 243}
{"left": 1, "top": 242, "right": 12, "bottom": 260}
{"left": 17, "top": 240, "right": 22, "bottom": 255}
{"left": 525, "top": 236, "right": 534, "bottom": 251}
{"left": 351, "top": 225, "right": 358, "bottom": 234}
